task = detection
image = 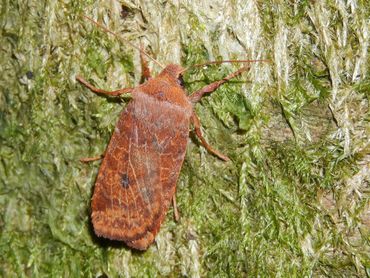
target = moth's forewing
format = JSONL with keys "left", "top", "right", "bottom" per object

{"left": 91, "top": 83, "right": 192, "bottom": 250}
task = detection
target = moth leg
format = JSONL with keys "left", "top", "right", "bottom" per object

{"left": 191, "top": 112, "right": 230, "bottom": 161}
{"left": 76, "top": 76, "right": 133, "bottom": 96}
{"left": 172, "top": 195, "right": 180, "bottom": 222}
{"left": 140, "top": 45, "right": 152, "bottom": 82}
{"left": 80, "top": 153, "right": 105, "bottom": 163}
{"left": 188, "top": 65, "right": 250, "bottom": 103}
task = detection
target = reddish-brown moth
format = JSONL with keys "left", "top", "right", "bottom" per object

{"left": 77, "top": 16, "right": 264, "bottom": 250}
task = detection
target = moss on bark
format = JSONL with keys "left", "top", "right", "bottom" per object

{"left": 0, "top": 1, "right": 369, "bottom": 277}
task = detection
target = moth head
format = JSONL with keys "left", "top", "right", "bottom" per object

{"left": 160, "top": 64, "right": 185, "bottom": 87}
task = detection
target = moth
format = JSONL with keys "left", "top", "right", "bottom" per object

{"left": 77, "top": 16, "right": 264, "bottom": 250}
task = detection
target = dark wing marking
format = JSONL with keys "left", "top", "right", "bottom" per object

{"left": 91, "top": 92, "right": 191, "bottom": 249}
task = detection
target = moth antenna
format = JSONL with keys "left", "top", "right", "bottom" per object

{"left": 180, "top": 59, "right": 270, "bottom": 74}
{"left": 81, "top": 15, "right": 165, "bottom": 69}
